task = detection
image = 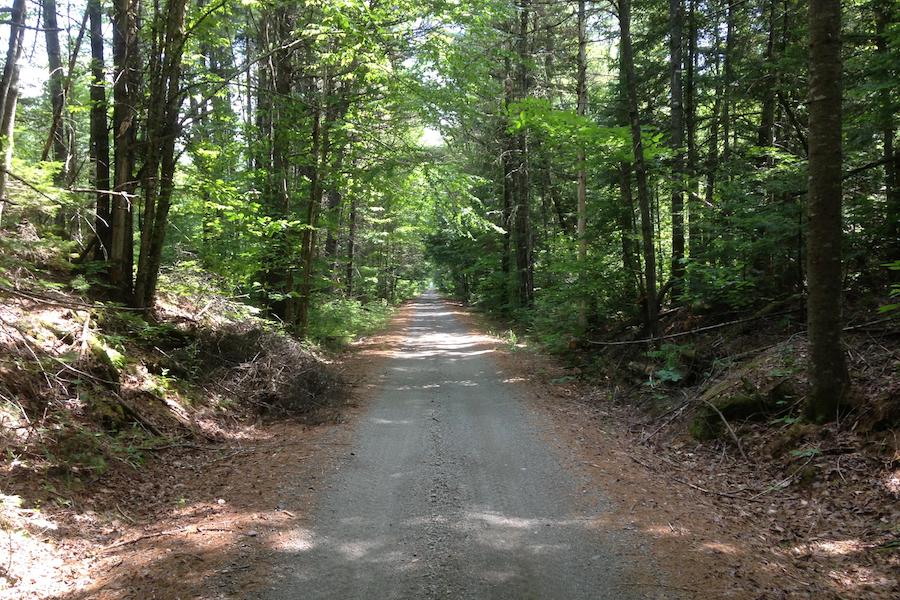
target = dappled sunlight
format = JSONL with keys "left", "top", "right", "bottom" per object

{"left": 700, "top": 541, "right": 739, "bottom": 555}
{"left": 258, "top": 504, "right": 610, "bottom": 590}
{"left": 790, "top": 538, "right": 865, "bottom": 558}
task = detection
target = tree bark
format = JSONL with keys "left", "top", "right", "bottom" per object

{"left": 0, "top": 0, "right": 26, "bottom": 219}
{"left": 88, "top": 0, "right": 111, "bottom": 261}
{"left": 618, "top": 162, "right": 639, "bottom": 302}
{"left": 619, "top": 0, "right": 657, "bottom": 336}
{"left": 722, "top": 0, "right": 735, "bottom": 166}
{"left": 514, "top": 0, "right": 533, "bottom": 308}
{"left": 757, "top": 0, "right": 777, "bottom": 150}
{"left": 297, "top": 75, "right": 328, "bottom": 337}
{"left": 43, "top": 0, "right": 69, "bottom": 188}
{"left": 668, "top": 0, "right": 685, "bottom": 300}
{"left": 805, "top": 0, "right": 849, "bottom": 420}
{"left": 345, "top": 192, "right": 357, "bottom": 298}
{"left": 875, "top": 1, "right": 898, "bottom": 252}
{"left": 110, "top": 0, "right": 140, "bottom": 301}
{"left": 685, "top": 0, "right": 700, "bottom": 268}
{"left": 134, "top": 0, "right": 189, "bottom": 309}
{"left": 576, "top": 0, "right": 588, "bottom": 329}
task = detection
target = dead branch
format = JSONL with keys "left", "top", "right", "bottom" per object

{"left": 587, "top": 309, "right": 802, "bottom": 346}
{"left": 700, "top": 398, "right": 750, "bottom": 463}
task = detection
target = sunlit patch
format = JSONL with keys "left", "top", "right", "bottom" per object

{"left": 527, "top": 543, "right": 571, "bottom": 555}
{"left": 645, "top": 523, "right": 689, "bottom": 537}
{"left": 503, "top": 377, "right": 526, "bottom": 383}
{"left": 884, "top": 470, "right": 899, "bottom": 495}
{"left": 371, "top": 418, "right": 412, "bottom": 425}
{"left": 702, "top": 541, "right": 738, "bottom": 555}
{"left": 275, "top": 528, "right": 317, "bottom": 552}
{"left": 338, "top": 539, "right": 382, "bottom": 559}
{"left": 482, "top": 569, "right": 519, "bottom": 583}
{"left": 826, "top": 565, "right": 898, "bottom": 590}
{"left": 462, "top": 510, "right": 592, "bottom": 530}
{"left": 400, "top": 349, "right": 494, "bottom": 358}
{"left": 791, "top": 539, "right": 863, "bottom": 557}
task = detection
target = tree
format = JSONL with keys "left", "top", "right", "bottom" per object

{"left": 0, "top": 0, "right": 26, "bottom": 215}
{"left": 575, "top": 0, "right": 588, "bottom": 330}
{"left": 805, "top": 0, "right": 850, "bottom": 421}
{"left": 618, "top": 0, "right": 657, "bottom": 336}
{"left": 89, "top": 0, "right": 111, "bottom": 261}
{"left": 668, "top": 0, "right": 684, "bottom": 300}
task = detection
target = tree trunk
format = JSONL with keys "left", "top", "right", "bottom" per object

{"left": 806, "top": 0, "right": 849, "bottom": 420}
{"left": 722, "top": 0, "right": 735, "bottom": 166}
{"left": 0, "top": 0, "right": 26, "bottom": 219}
{"left": 514, "top": 0, "right": 533, "bottom": 308}
{"left": 501, "top": 56, "right": 513, "bottom": 303}
{"left": 575, "top": 0, "right": 588, "bottom": 329}
{"left": 297, "top": 74, "right": 331, "bottom": 336}
{"left": 110, "top": 0, "right": 140, "bottom": 301}
{"left": 668, "top": 0, "right": 685, "bottom": 300}
{"left": 88, "top": 0, "right": 111, "bottom": 261}
{"left": 685, "top": 0, "right": 700, "bottom": 269}
{"left": 345, "top": 192, "right": 357, "bottom": 298}
{"left": 44, "top": 0, "right": 69, "bottom": 189}
{"left": 702, "top": 19, "right": 724, "bottom": 262}
{"left": 757, "top": 0, "right": 777, "bottom": 150}
{"left": 619, "top": 0, "right": 658, "bottom": 336}
{"left": 133, "top": 0, "right": 189, "bottom": 309}
{"left": 619, "top": 162, "right": 639, "bottom": 302}
{"left": 875, "top": 1, "right": 898, "bottom": 252}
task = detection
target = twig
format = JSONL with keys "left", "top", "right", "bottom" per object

{"left": 0, "top": 285, "right": 145, "bottom": 311}
{"left": 626, "top": 453, "right": 762, "bottom": 502}
{"left": 78, "top": 313, "right": 92, "bottom": 358}
{"left": 103, "top": 528, "right": 187, "bottom": 551}
{"left": 700, "top": 398, "right": 750, "bottom": 463}
{"left": 115, "top": 503, "right": 137, "bottom": 525}
{"left": 748, "top": 455, "right": 815, "bottom": 501}
{"left": 112, "top": 393, "right": 163, "bottom": 437}
{"left": 641, "top": 398, "right": 693, "bottom": 443}
{"left": 195, "top": 299, "right": 215, "bottom": 318}
{"left": 587, "top": 310, "right": 801, "bottom": 346}
{"left": 0, "top": 313, "right": 54, "bottom": 388}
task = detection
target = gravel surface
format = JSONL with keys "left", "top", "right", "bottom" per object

{"left": 262, "top": 293, "right": 672, "bottom": 599}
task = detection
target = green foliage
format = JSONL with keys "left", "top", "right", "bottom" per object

{"left": 645, "top": 343, "right": 692, "bottom": 386}
{"left": 307, "top": 298, "right": 395, "bottom": 346}
{"left": 880, "top": 261, "right": 900, "bottom": 314}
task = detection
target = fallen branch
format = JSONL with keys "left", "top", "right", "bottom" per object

{"left": 626, "top": 453, "right": 762, "bottom": 502}
{"left": 112, "top": 393, "right": 163, "bottom": 437}
{"left": 0, "top": 285, "right": 144, "bottom": 311}
{"left": 589, "top": 312, "right": 896, "bottom": 346}
{"left": 587, "top": 309, "right": 801, "bottom": 346}
{"left": 700, "top": 398, "right": 750, "bottom": 463}
{"left": 641, "top": 397, "right": 693, "bottom": 443}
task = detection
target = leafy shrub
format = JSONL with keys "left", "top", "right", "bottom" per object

{"left": 307, "top": 298, "right": 395, "bottom": 345}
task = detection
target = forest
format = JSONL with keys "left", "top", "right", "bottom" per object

{"left": 0, "top": 0, "right": 897, "bottom": 597}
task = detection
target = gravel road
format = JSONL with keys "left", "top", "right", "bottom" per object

{"left": 263, "top": 293, "right": 670, "bottom": 599}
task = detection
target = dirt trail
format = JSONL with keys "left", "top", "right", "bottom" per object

{"left": 260, "top": 292, "right": 672, "bottom": 599}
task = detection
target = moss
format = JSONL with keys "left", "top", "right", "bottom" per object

{"left": 85, "top": 392, "right": 128, "bottom": 431}
{"left": 767, "top": 422, "right": 818, "bottom": 458}
{"left": 87, "top": 338, "right": 121, "bottom": 388}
